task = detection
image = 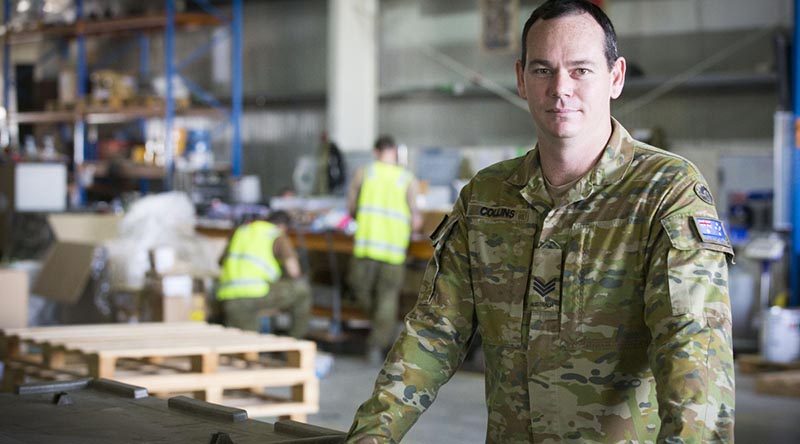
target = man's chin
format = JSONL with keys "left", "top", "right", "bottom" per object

{"left": 544, "top": 123, "right": 580, "bottom": 140}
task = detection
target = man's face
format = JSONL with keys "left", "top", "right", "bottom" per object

{"left": 515, "top": 13, "right": 625, "bottom": 145}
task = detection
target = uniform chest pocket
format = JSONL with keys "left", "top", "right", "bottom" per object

{"left": 468, "top": 218, "right": 535, "bottom": 346}
{"left": 563, "top": 220, "right": 649, "bottom": 350}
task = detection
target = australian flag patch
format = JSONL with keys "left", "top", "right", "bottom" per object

{"left": 692, "top": 216, "right": 731, "bottom": 247}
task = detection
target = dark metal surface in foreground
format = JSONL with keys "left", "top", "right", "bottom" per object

{"left": 0, "top": 379, "right": 345, "bottom": 444}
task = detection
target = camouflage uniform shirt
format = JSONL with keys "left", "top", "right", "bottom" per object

{"left": 347, "top": 119, "right": 735, "bottom": 443}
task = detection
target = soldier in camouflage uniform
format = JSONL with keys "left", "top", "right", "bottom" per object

{"left": 346, "top": 0, "right": 735, "bottom": 442}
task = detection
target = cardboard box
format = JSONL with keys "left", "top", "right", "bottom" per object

{"left": 33, "top": 242, "right": 100, "bottom": 304}
{"left": 0, "top": 268, "right": 28, "bottom": 328}
{"left": 139, "top": 271, "right": 206, "bottom": 322}
{"left": 47, "top": 213, "right": 122, "bottom": 244}
{"left": 189, "top": 292, "right": 207, "bottom": 322}
{"left": 420, "top": 210, "right": 449, "bottom": 237}
{"left": 154, "top": 292, "right": 206, "bottom": 323}
{"left": 32, "top": 214, "right": 121, "bottom": 304}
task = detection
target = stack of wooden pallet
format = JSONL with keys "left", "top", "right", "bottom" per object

{"left": 0, "top": 322, "right": 318, "bottom": 421}
{"left": 737, "top": 353, "right": 800, "bottom": 398}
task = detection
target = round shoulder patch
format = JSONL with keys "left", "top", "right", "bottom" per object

{"left": 694, "top": 183, "right": 714, "bottom": 205}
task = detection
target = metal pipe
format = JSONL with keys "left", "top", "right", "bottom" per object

{"left": 418, "top": 45, "right": 528, "bottom": 112}
{"left": 176, "top": 29, "right": 229, "bottom": 74}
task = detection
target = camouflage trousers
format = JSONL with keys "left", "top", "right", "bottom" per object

{"left": 221, "top": 278, "right": 312, "bottom": 338}
{"left": 348, "top": 257, "right": 405, "bottom": 349}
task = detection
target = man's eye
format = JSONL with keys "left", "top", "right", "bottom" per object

{"left": 533, "top": 68, "right": 551, "bottom": 75}
{"left": 575, "top": 68, "right": 591, "bottom": 76}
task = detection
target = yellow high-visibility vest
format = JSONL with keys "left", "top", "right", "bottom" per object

{"left": 217, "top": 221, "right": 283, "bottom": 300}
{"left": 353, "top": 161, "right": 413, "bottom": 264}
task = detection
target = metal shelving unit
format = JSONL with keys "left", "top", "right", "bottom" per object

{"left": 11, "top": 106, "right": 227, "bottom": 125}
{"left": 4, "top": 12, "right": 222, "bottom": 44}
{"left": 2, "top": 0, "right": 243, "bottom": 202}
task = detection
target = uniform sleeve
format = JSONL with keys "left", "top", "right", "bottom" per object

{"left": 345, "top": 193, "right": 476, "bottom": 444}
{"left": 643, "top": 178, "right": 735, "bottom": 443}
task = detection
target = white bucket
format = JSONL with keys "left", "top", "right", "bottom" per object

{"left": 761, "top": 307, "right": 800, "bottom": 363}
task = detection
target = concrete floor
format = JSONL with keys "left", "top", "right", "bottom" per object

{"left": 266, "top": 355, "right": 800, "bottom": 443}
{"left": 307, "top": 356, "right": 488, "bottom": 443}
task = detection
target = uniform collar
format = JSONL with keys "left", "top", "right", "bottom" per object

{"left": 505, "top": 117, "right": 634, "bottom": 210}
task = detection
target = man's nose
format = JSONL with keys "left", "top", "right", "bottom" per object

{"left": 549, "top": 71, "right": 573, "bottom": 98}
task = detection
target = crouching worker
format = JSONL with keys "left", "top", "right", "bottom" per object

{"left": 217, "top": 210, "right": 312, "bottom": 338}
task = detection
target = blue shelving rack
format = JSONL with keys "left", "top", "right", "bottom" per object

{"left": 163, "top": 0, "right": 244, "bottom": 186}
{"left": 792, "top": 0, "right": 800, "bottom": 305}
{"left": 2, "top": 0, "right": 244, "bottom": 201}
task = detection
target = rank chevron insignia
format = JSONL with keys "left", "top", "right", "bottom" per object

{"left": 533, "top": 277, "right": 556, "bottom": 296}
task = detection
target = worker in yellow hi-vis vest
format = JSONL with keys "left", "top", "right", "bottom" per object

{"left": 347, "top": 135, "right": 422, "bottom": 363}
{"left": 217, "top": 211, "right": 311, "bottom": 338}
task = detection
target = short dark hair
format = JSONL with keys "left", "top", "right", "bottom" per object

{"left": 520, "top": 0, "right": 619, "bottom": 70}
{"left": 374, "top": 135, "right": 396, "bottom": 152}
{"left": 267, "top": 210, "right": 291, "bottom": 226}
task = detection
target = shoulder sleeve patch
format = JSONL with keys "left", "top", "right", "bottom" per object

{"left": 694, "top": 183, "right": 715, "bottom": 205}
{"left": 661, "top": 213, "right": 733, "bottom": 256}
{"left": 692, "top": 216, "right": 730, "bottom": 247}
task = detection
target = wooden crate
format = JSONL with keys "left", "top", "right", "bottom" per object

{"left": 736, "top": 354, "right": 800, "bottom": 374}
{"left": 0, "top": 322, "right": 318, "bottom": 421}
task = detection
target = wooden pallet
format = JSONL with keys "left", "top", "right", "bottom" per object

{"left": 736, "top": 354, "right": 800, "bottom": 374}
{"left": 755, "top": 370, "right": 800, "bottom": 398}
{"left": 0, "top": 322, "right": 318, "bottom": 421}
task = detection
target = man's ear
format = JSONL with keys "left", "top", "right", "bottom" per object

{"left": 610, "top": 56, "right": 626, "bottom": 99}
{"left": 515, "top": 59, "right": 527, "bottom": 100}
